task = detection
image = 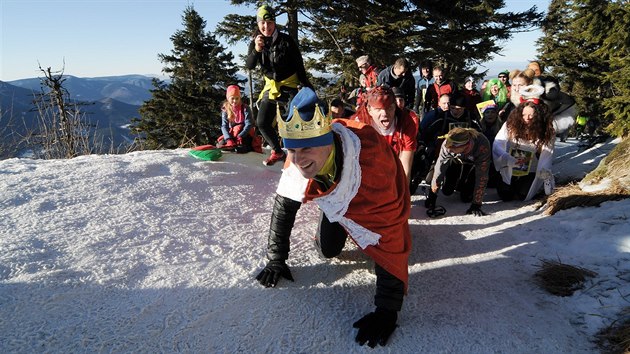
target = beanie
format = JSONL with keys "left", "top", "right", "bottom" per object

{"left": 226, "top": 85, "right": 241, "bottom": 99}
{"left": 356, "top": 55, "right": 370, "bottom": 67}
{"left": 256, "top": 5, "right": 276, "bottom": 22}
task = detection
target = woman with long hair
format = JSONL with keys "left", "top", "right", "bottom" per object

{"left": 493, "top": 84, "right": 556, "bottom": 201}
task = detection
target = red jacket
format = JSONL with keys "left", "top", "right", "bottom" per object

{"left": 425, "top": 81, "right": 456, "bottom": 110}
{"left": 303, "top": 120, "right": 411, "bottom": 290}
{"left": 353, "top": 106, "right": 418, "bottom": 154}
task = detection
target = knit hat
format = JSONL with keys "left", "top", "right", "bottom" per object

{"left": 226, "top": 85, "right": 241, "bottom": 99}
{"left": 391, "top": 86, "right": 405, "bottom": 98}
{"left": 465, "top": 76, "right": 475, "bottom": 83}
{"left": 481, "top": 103, "right": 498, "bottom": 113}
{"left": 519, "top": 84, "right": 545, "bottom": 104}
{"left": 498, "top": 70, "right": 509, "bottom": 78}
{"left": 356, "top": 55, "right": 370, "bottom": 67}
{"left": 449, "top": 92, "right": 467, "bottom": 107}
{"left": 256, "top": 5, "right": 276, "bottom": 22}
{"left": 367, "top": 86, "right": 394, "bottom": 109}
{"left": 278, "top": 87, "right": 333, "bottom": 149}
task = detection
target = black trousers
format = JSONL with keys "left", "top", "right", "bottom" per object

{"left": 496, "top": 173, "right": 536, "bottom": 201}
{"left": 315, "top": 211, "right": 405, "bottom": 311}
{"left": 440, "top": 160, "right": 475, "bottom": 203}
{"left": 256, "top": 89, "right": 296, "bottom": 154}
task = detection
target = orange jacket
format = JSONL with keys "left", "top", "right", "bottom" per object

{"left": 302, "top": 119, "right": 411, "bottom": 290}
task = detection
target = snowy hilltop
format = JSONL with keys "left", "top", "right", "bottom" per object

{"left": 1, "top": 138, "right": 628, "bottom": 353}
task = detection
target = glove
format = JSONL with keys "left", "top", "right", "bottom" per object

{"left": 353, "top": 308, "right": 398, "bottom": 348}
{"left": 236, "top": 136, "right": 243, "bottom": 146}
{"left": 224, "top": 138, "right": 236, "bottom": 148}
{"left": 424, "top": 190, "right": 437, "bottom": 209}
{"left": 466, "top": 203, "right": 486, "bottom": 216}
{"left": 538, "top": 169, "right": 554, "bottom": 195}
{"left": 255, "top": 260, "right": 294, "bottom": 287}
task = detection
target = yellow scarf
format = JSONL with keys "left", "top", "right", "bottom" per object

{"left": 315, "top": 148, "right": 336, "bottom": 190}
{"left": 258, "top": 73, "right": 300, "bottom": 101}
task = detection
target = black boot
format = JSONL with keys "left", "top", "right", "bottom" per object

{"left": 424, "top": 191, "right": 437, "bottom": 208}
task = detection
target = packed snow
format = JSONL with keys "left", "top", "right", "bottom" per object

{"left": 1, "top": 137, "right": 628, "bottom": 353}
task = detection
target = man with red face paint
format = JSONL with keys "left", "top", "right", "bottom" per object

{"left": 353, "top": 86, "right": 418, "bottom": 183}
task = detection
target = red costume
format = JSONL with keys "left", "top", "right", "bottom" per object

{"left": 353, "top": 106, "right": 418, "bottom": 154}
{"left": 277, "top": 119, "right": 411, "bottom": 289}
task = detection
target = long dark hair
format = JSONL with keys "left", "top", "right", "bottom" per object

{"left": 506, "top": 101, "right": 555, "bottom": 151}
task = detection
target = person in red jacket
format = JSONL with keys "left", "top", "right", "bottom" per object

{"left": 461, "top": 76, "right": 482, "bottom": 121}
{"left": 355, "top": 55, "right": 379, "bottom": 90}
{"left": 353, "top": 86, "right": 418, "bottom": 182}
{"left": 255, "top": 87, "right": 411, "bottom": 348}
{"left": 424, "top": 66, "right": 456, "bottom": 111}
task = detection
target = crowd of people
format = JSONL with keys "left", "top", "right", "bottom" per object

{"left": 210, "top": 4, "right": 579, "bottom": 348}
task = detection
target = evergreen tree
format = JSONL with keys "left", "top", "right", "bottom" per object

{"left": 132, "top": 6, "right": 242, "bottom": 149}
{"left": 596, "top": 1, "right": 629, "bottom": 137}
{"left": 217, "top": 0, "right": 542, "bottom": 99}
{"left": 536, "top": 0, "right": 628, "bottom": 137}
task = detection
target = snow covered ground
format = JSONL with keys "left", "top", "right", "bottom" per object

{"left": 0, "top": 137, "right": 628, "bottom": 353}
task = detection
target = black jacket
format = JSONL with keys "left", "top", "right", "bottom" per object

{"left": 246, "top": 30, "right": 311, "bottom": 88}
{"left": 377, "top": 65, "right": 416, "bottom": 109}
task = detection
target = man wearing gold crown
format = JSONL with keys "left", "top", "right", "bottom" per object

{"left": 255, "top": 87, "right": 411, "bottom": 348}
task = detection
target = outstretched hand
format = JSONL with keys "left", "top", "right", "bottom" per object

{"left": 353, "top": 308, "right": 398, "bottom": 348}
{"left": 466, "top": 203, "right": 487, "bottom": 216}
{"left": 255, "top": 260, "right": 294, "bottom": 287}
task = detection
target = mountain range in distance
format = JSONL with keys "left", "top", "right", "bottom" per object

{"left": 0, "top": 74, "right": 163, "bottom": 158}
{"left": 5, "top": 74, "right": 159, "bottom": 106}
{"left": 0, "top": 73, "right": 252, "bottom": 159}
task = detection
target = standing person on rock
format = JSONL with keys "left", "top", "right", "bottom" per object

{"left": 245, "top": 4, "right": 312, "bottom": 166}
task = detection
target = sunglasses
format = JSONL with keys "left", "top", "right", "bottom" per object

{"left": 358, "top": 64, "right": 369, "bottom": 70}
{"left": 498, "top": 75, "right": 508, "bottom": 79}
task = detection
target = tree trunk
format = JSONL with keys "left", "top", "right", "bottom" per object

{"left": 285, "top": 1, "right": 299, "bottom": 44}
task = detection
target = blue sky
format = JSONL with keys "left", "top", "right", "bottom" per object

{"left": 0, "top": 0, "right": 549, "bottom": 81}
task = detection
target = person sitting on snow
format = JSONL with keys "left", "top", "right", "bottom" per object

{"left": 216, "top": 85, "right": 258, "bottom": 153}
{"left": 255, "top": 87, "right": 411, "bottom": 348}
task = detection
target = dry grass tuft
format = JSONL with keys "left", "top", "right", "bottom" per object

{"left": 596, "top": 307, "right": 630, "bottom": 354}
{"left": 544, "top": 182, "right": 630, "bottom": 216}
{"left": 533, "top": 259, "right": 597, "bottom": 297}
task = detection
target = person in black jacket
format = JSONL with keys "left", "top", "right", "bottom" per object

{"left": 376, "top": 57, "right": 416, "bottom": 110}
{"left": 245, "top": 5, "right": 312, "bottom": 166}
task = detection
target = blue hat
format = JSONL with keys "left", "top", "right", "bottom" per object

{"left": 277, "top": 87, "right": 333, "bottom": 149}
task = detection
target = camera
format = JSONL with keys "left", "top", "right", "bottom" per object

{"left": 263, "top": 37, "right": 272, "bottom": 48}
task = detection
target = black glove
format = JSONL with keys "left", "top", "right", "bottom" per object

{"left": 424, "top": 190, "right": 437, "bottom": 209}
{"left": 353, "top": 308, "right": 398, "bottom": 348}
{"left": 466, "top": 203, "right": 486, "bottom": 216}
{"left": 255, "top": 260, "right": 294, "bottom": 287}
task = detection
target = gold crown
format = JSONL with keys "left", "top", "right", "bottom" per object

{"left": 276, "top": 103, "right": 332, "bottom": 140}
